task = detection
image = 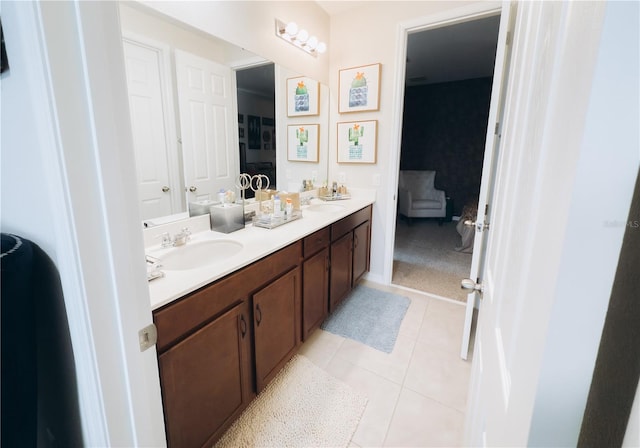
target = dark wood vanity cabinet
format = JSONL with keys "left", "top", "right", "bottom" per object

{"left": 353, "top": 220, "right": 371, "bottom": 284}
{"left": 153, "top": 241, "right": 301, "bottom": 448}
{"left": 329, "top": 205, "right": 372, "bottom": 311}
{"left": 158, "top": 301, "right": 252, "bottom": 448}
{"left": 329, "top": 232, "right": 353, "bottom": 312}
{"left": 302, "top": 228, "right": 330, "bottom": 340}
{"left": 253, "top": 266, "right": 301, "bottom": 392}
{"left": 152, "top": 206, "right": 372, "bottom": 447}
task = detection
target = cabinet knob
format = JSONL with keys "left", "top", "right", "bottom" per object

{"left": 255, "top": 304, "right": 262, "bottom": 326}
{"left": 239, "top": 314, "right": 247, "bottom": 338}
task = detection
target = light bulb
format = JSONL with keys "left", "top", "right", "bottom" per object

{"left": 297, "top": 29, "right": 309, "bottom": 43}
{"left": 285, "top": 22, "right": 298, "bottom": 37}
{"left": 307, "top": 36, "right": 318, "bottom": 50}
{"left": 316, "top": 42, "right": 327, "bottom": 54}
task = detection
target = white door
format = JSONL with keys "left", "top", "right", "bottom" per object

{"left": 463, "top": 1, "right": 608, "bottom": 444}
{"left": 460, "top": 2, "right": 516, "bottom": 361}
{"left": 123, "top": 39, "right": 176, "bottom": 220}
{"left": 175, "top": 50, "right": 239, "bottom": 202}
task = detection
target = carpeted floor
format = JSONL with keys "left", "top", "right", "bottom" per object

{"left": 393, "top": 217, "right": 472, "bottom": 302}
{"left": 215, "top": 354, "right": 367, "bottom": 448}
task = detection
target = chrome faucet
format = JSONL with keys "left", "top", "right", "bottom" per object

{"left": 157, "top": 227, "right": 191, "bottom": 248}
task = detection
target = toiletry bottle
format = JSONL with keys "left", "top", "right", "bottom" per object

{"left": 285, "top": 198, "right": 293, "bottom": 217}
{"left": 273, "top": 195, "right": 282, "bottom": 217}
{"left": 218, "top": 188, "right": 226, "bottom": 205}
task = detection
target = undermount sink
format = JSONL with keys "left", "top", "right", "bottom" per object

{"left": 159, "top": 240, "right": 244, "bottom": 271}
{"left": 305, "top": 203, "right": 345, "bottom": 213}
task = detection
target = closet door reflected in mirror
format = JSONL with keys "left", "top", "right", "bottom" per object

{"left": 123, "top": 37, "right": 181, "bottom": 220}
{"left": 175, "top": 50, "right": 239, "bottom": 204}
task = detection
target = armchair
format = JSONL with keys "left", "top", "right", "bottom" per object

{"left": 398, "top": 170, "right": 447, "bottom": 222}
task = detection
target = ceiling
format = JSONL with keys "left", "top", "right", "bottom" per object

{"left": 236, "top": 63, "right": 275, "bottom": 98}
{"left": 406, "top": 14, "right": 501, "bottom": 86}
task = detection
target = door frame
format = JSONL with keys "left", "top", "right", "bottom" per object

{"left": 384, "top": 1, "right": 503, "bottom": 286}
{"left": 16, "top": 2, "right": 167, "bottom": 445}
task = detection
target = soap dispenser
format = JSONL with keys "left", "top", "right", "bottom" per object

{"left": 273, "top": 195, "right": 282, "bottom": 217}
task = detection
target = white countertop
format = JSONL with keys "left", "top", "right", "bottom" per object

{"left": 146, "top": 194, "right": 375, "bottom": 310}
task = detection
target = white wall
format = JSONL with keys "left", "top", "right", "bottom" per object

{"left": 276, "top": 65, "right": 331, "bottom": 192}
{"left": 1, "top": 2, "right": 58, "bottom": 255}
{"left": 139, "top": 0, "right": 330, "bottom": 84}
{"left": 327, "top": 1, "right": 483, "bottom": 283}
{"left": 528, "top": 1, "right": 639, "bottom": 444}
{"left": 120, "top": 3, "right": 229, "bottom": 61}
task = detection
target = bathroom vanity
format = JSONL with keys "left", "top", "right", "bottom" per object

{"left": 146, "top": 198, "right": 373, "bottom": 447}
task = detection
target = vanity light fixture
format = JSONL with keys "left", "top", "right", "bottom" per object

{"left": 275, "top": 19, "right": 327, "bottom": 57}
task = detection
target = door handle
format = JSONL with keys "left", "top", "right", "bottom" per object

{"left": 461, "top": 278, "right": 483, "bottom": 294}
{"left": 161, "top": 186, "right": 170, "bottom": 193}
{"left": 464, "top": 220, "right": 490, "bottom": 232}
{"left": 188, "top": 186, "right": 197, "bottom": 193}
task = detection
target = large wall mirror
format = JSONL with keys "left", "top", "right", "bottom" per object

{"left": 118, "top": 2, "right": 329, "bottom": 223}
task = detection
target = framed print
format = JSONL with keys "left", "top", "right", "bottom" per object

{"left": 248, "top": 115, "right": 261, "bottom": 149}
{"left": 287, "top": 124, "right": 319, "bottom": 162}
{"left": 337, "top": 120, "right": 377, "bottom": 164}
{"left": 287, "top": 77, "right": 320, "bottom": 117}
{"left": 239, "top": 142, "right": 246, "bottom": 170}
{"left": 338, "top": 63, "right": 381, "bottom": 113}
{"left": 262, "top": 126, "right": 273, "bottom": 150}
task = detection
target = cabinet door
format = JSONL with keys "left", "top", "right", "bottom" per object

{"left": 253, "top": 267, "right": 301, "bottom": 392}
{"left": 353, "top": 220, "right": 371, "bottom": 286}
{"left": 159, "top": 302, "right": 252, "bottom": 448}
{"left": 330, "top": 232, "right": 353, "bottom": 312}
{"left": 302, "top": 247, "right": 329, "bottom": 340}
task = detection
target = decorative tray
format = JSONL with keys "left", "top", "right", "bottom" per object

{"left": 318, "top": 194, "right": 352, "bottom": 201}
{"left": 252, "top": 210, "right": 302, "bottom": 229}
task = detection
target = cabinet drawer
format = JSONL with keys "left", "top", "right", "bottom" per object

{"left": 331, "top": 205, "right": 372, "bottom": 241}
{"left": 154, "top": 241, "right": 302, "bottom": 352}
{"left": 303, "top": 227, "right": 330, "bottom": 257}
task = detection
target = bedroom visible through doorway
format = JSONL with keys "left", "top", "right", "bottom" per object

{"left": 392, "top": 15, "right": 500, "bottom": 302}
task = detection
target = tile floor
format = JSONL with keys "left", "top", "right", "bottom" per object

{"left": 298, "top": 280, "right": 474, "bottom": 447}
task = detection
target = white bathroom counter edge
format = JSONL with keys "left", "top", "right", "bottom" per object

{"left": 147, "top": 196, "right": 375, "bottom": 310}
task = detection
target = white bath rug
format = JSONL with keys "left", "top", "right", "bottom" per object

{"left": 214, "top": 354, "right": 367, "bottom": 448}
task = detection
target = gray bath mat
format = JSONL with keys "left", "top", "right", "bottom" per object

{"left": 321, "top": 285, "right": 410, "bottom": 353}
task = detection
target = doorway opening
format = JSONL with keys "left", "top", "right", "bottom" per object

{"left": 392, "top": 15, "right": 500, "bottom": 302}
{"left": 236, "top": 63, "right": 276, "bottom": 198}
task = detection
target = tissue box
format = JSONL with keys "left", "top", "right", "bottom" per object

{"left": 254, "top": 190, "right": 301, "bottom": 211}
{"left": 209, "top": 203, "right": 244, "bottom": 233}
{"left": 254, "top": 189, "right": 279, "bottom": 202}
{"left": 189, "top": 200, "right": 218, "bottom": 217}
{"left": 278, "top": 192, "right": 301, "bottom": 211}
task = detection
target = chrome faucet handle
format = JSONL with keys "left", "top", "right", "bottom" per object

{"left": 157, "top": 232, "right": 173, "bottom": 248}
{"left": 181, "top": 227, "right": 192, "bottom": 240}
